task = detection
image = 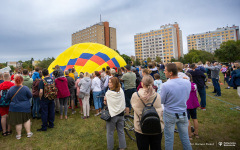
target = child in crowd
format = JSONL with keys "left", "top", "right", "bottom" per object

{"left": 153, "top": 73, "right": 162, "bottom": 95}
{"left": 185, "top": 73, "right": 200, "bottom": 140}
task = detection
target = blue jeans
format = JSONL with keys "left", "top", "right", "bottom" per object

{"left": 212, "top": 78, "right": 221, "bottom": 96}
{"left": 100, "top": 90, "right": 105, "bottom": 109}
{"left": 93, "top": 91, "right": 102, "bottom": 110}
{"left": 163, "top": 111, "right": 192, "bottom": 150}
{"left": 40, "top": 98, "right": 55, "bottom": 130}
{"left": 198, "top": 87, "right": 206, "bottom": 108}
{"left": 32, "top": 97, "right": 41, "bottom": 118}
{"left": 224, "top": 76, "right": 230, "bottom": 86}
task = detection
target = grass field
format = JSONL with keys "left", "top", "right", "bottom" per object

{"left": 0, "top": 78, "right": 239, "bottom": 150}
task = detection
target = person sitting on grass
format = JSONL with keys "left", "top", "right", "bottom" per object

{"left": 185, "top": 73, "right": 200, "bottom": 140}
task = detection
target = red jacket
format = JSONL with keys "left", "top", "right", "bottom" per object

{"left": 0, "top": 81, "right": 15, "bottom": 98}
{"left": 55, "top": 77, "right": 70, "bottom": 98}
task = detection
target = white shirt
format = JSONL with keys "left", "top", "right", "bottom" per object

{"left": 91, "top": 77, "right": 102, "bottom": 92}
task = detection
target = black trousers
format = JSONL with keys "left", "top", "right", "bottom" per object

{"left": 135, "top": 132, "right": 162, "bottom": 150}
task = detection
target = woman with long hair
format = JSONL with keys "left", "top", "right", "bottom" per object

{"left": 6, "top": 75, "right": 33, "bottom": 139}
{"left": 104, "top": 77, "right": 126, "bottom": 150}
{"left": 131, "top": 75, "right": 164, "bottom": 149}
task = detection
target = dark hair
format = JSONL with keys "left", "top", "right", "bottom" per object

{"left": 42, "top": 69, "right": 49, "bottom": 76}
{"left": 185, "top": 72, "right": 193, "bottom": 82}
{"left": 166, "top": 63, "right": 178, "bottom": 76}
{"left": 23, "top": 69, "right": 28, "bottom": 75}
{"left": 72, "top": 68, "right": 75, "bottom": 73}
{"left": 53, "top": 70, "right": 60, "bottom": 78}
{"left": 94, "top": 71, "right": 100, "bottom": 78}
{"left": 35, "top": 67, "right": 40, "bottom": 72}
{"left": 148, "top": 64, "right": 153, "bottom": 69}
{"left": 106, "top": 66, "right": 110, "bottom": 70}
{"left": 102, "top": 68, "right": 105, "bottom": 71}
{"left": 106, "top": 70, "right": 111, "bottom": 76}
{"left": 189, "top": 64, "right": 196, "bottom": 69}
{"left": 154, "top": 73, "right": 160, "bottom": 80}
{"left": 117, "top": 67, "right": 122, "bottom": 76}
{"left": 121, "top": 67, "right": 125, "bottom": 72}
{"left": 15, "top": 75, "right": 23, "bottom": 85}
{"left": 39, "top": 72, "right": 43, "bottom": 78}
{"left": 109, "top": 77, "right": 121, "bottom": 92}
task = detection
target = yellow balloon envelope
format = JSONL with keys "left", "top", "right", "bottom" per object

{"left": 48, "top": 43, "right": 127, "bottom": 75}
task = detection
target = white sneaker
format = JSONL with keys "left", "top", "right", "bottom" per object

{"left": 16, "top": 135, "right": 21, "bottom": 140}
{"left": 27, "top": 132, "right": 33, "bottom": 138}
{"left": 72, "top": 111, "right": 76, "bottom": 114}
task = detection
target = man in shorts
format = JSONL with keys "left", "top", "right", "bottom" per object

{"left": 121, "top": 65, "right": 136, "bottom": 115}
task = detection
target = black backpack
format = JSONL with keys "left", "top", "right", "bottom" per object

{"left": 137, "top": 92, "right": 161, "bottom": 134}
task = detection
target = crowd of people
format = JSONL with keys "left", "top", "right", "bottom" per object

{"left": 0, "top": 60, "right": 239, "bottom": 150}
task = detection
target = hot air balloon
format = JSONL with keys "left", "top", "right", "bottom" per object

{"left": 48, "top": 43, "right": 127, "bottom": 76}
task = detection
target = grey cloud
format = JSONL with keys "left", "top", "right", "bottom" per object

{"left": 0, "top": 0, "right": 240, "bottom": 63}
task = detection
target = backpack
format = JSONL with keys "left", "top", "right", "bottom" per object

{"left": 0, "top": 90, "right": 10, "bottom": 107}
{"left": 32, "top": 79, "right": 41, "bottom": 97}
{"left": 137, "top": 92, "right": 161, "bottom": 134}
{"left": 43, "top": 80, "right": 58, "bottom": 100}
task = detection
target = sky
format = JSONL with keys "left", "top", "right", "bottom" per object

{"left": 0, "top": 0, "right": 239, "bottom": 63}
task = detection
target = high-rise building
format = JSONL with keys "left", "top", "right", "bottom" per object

{"left": 187, "top": 25, "right": 239, "bottom": 53}
{"left": 72, "top": 21, "right": 117, "bottom": 50}
{"left": 134, "top": 23, "right": 183, "bottom": 63}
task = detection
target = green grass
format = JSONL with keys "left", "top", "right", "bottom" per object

{"left": 0, "top": 76, "right": 239, "bottom": 150}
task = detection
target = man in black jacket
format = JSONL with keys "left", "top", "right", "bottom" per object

{"left": 188, "top": 64, "right": 207, "bottom": 110}
{"left": 65, "top": 71, "right": 76, "bottom": 114}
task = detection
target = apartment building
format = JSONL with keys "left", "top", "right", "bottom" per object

{"left": 187, "top": 25, "right": 239, "bottom": 53}
{"left": 72, "top": 21, "right": 117, "bottom": 50}
{"left": 134, "top": 23, "right": 183, "bottom": 63}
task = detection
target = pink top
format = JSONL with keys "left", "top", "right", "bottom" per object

{"left": 186, "top": 82, "right": 200, "bottom": 109}
{"left": 75, "top": 78, "right": 82, "bottom": 97}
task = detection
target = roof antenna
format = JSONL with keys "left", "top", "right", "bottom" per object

{"left": 100, "top": 14, "right": 102, "bottom": 22}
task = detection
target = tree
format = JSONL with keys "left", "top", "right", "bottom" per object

{"left": 114, "top": 50, "right": 120, "bottom": 55}
{"left": 135, "top": 58, "right": 141, "bottom": 66}
{"left": 170, "top": 57, "right": 178, "bottom": 62}
{"left": 155, "top": 56, "right": 161, "bottom": 63}
{"left": 215, "top": 40, "right": 240, "bottom": 63}
{"left": 120, "top": 54, "right": 131, "bottom": 64}
{"left": 37, "top": 57, "right": 55, "bottom": 69}
{"left": 147, "top": 57, "right": 151, "bottom": 63}
{"left": 9, "top": 65, "right": 15, "bottom": 72}
{"left": 184, "top": 49, "right": 215, "bottom": 64}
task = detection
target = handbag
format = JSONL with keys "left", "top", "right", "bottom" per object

{"left": 78, "top": 85, "right": 90, "bottom": 99}
{"left": 100, "top": 106, "right": 111, "bottom": 121}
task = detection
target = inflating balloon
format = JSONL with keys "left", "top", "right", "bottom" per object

{"left": 48, "top": 43, "right": 127, "bottom": 76}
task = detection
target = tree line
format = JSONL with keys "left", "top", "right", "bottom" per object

{"left": 1, "top": 40, "right": 239, "bottom": 71}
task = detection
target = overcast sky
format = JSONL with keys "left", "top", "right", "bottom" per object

{"left": 0, "top": 0, "right": 239, "bottom": 62}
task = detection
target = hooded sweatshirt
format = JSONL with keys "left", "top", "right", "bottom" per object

{"left": 32, "top": 72, "right": 40, "bottom": 81}
{"left": 78, "top": 77, "right": 91, "bottom": 95}
{"left": 131, "top": 88, "right": 164, "bottom": 134}
{"left": 55, "top": 77, "right": 70, "bottom": 98}
{"left": 105, "top": 88, "right": 125, "bottom": 117}
{"left": 23, "top": 75, "right": 33, "bottom": 92}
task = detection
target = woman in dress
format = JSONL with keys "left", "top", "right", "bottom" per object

{"left": 6, "top": 75, "right": 33, "bottom": 140}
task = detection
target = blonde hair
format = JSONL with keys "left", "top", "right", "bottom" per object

{"left": 3, "top": 73, "right": 10, "bottom": 81}
{"left": 142, "top": 69, "right": 152, "bottom": 75}
{"left": 84, "top": 72, "right": 90, "bottom": 77}
{"left": 174, "top": 62, "right": 183, "bottom": 72}
{"left": 141, "top": 75, "right": 154, "bottom": 100}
